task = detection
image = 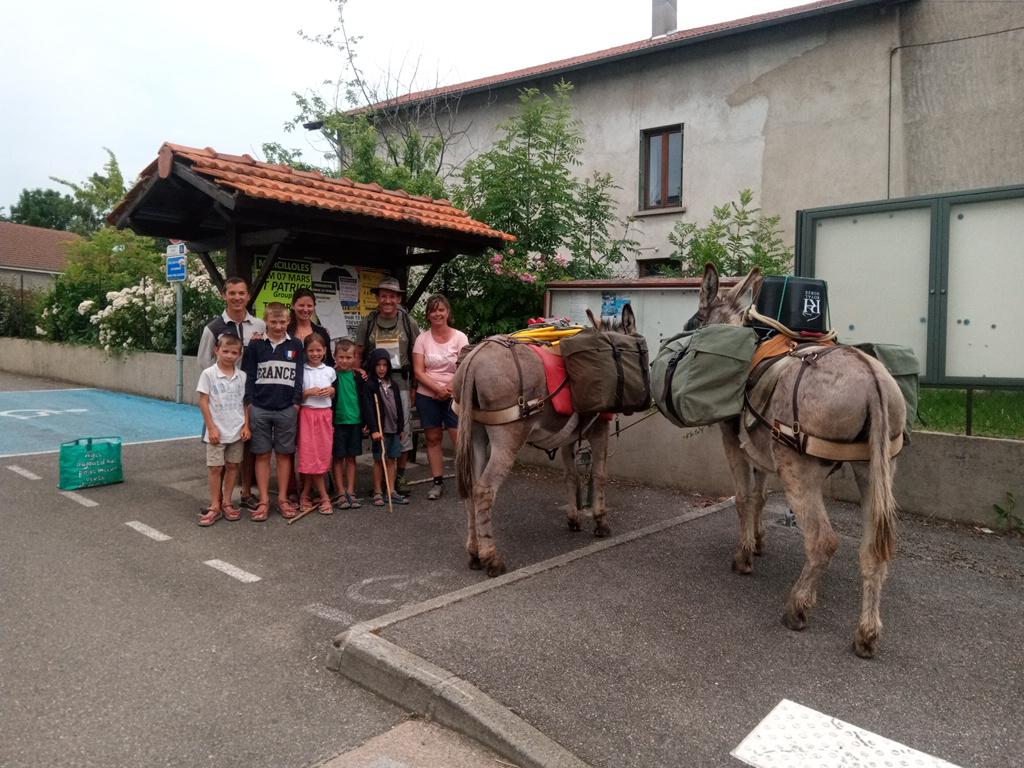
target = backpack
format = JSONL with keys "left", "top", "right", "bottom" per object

{"left": 652, "top": 324, "right": 757, "bottom": 427}
{"left": 559, "top": 328, "right": 651, "bottom": 414}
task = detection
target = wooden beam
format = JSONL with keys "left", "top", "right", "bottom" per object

{"left": 173, "top": 164, "right": 237, "bottom": 210}
{"left": 197, "top": 252, "right": 225, "bottom": 294}
{"left": 250, "top": 242, "right": 282, "bottom": 299}
{"left": 240, "top": 228, "right": 291, "bottom": 248}
{"left": 186, "top": 237, "right": 229, "bottom": 253}
{"left": 407, "top": 258, "right": 447, "bottom": 308}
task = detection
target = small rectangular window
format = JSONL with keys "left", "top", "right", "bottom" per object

{"left": 641, "top": 125, "right": 683, "bottom": 210}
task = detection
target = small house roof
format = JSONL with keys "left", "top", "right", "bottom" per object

{"left": 0, "top": 221, "right": 80, "bottom": 274}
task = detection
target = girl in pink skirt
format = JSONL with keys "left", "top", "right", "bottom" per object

{"left": 297, "top": 333, "right": 336, "bottom": 514}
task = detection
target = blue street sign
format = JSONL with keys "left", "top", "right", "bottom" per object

{"left": 166, "top": 254, "right": 187, "bottom": 281}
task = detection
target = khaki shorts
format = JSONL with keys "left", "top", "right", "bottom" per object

{"left": 206, "top": 440, "right": 244, "bottom": 467}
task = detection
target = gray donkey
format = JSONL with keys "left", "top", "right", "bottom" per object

{"left": 453, "top": 305, "right": 639, "bottom": 577}
{"left": 693, "top": 264, "right": 905, "bottom": 658}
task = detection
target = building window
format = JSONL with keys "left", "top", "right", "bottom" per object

{"left": 641, "top": 125, "right": 683, "bottom": 210}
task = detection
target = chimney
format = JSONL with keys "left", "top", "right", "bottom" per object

{"left": 652, "top": 0, "right": 677, "bottom": 37}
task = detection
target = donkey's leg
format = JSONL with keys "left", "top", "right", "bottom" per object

{"left": 751, "top": 467, "right": 768, "bottom": 556}
{"left": 850, "top": 463, "right": 890, "bottom": 658}
{"left": 777, "top": 457, "right": 839, "bottom": 631}
{"left": 465, "top": 425, "right": 487, "bottom": 570}
{"left": 559, "top": 444, "right": 582, "bottom": 532}
{"left": 720, "top": 421, "right": 758, "bottom": 574}
{"left": 472, "top": 425, "right": 526, "bottom": 577}
{"left": 588, "top": 422, "right": 611, "bottom": 538}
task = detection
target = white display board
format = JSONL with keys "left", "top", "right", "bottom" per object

{"left": 945, "top": 197, "right": 1024, "bottom": 378}
{"left": 812, "top": 207, "right": 932, "bottom": 369}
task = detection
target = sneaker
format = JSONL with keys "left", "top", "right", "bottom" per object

{"left": 427, "top": 483, "right": 443, "bottom": 501}
{"left": 389, "top": 492, "right": 410, "bottom": 505}
{"left": 395, "top": 475, "right": 409, "bottom": 495}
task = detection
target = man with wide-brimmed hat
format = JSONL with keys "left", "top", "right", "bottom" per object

{"left": 355, "top": 276, "right": 421, "bottom": 492}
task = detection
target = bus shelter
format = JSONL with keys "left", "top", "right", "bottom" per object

{"left": 109, "top": 142, "right": 513, "bottom": 339}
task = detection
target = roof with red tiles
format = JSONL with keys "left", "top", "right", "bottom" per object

{"left": 367, "top": 0, "right": 892, "bottom": 111}
{"left": 111, "top": 143, "right": 514, "bottom": 245}
{"left": 0, "top": 221, "right": 80, "bottom": 274}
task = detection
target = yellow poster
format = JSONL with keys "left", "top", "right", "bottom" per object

{"left": 253, "top": 256, "right": 313, "bottom": 318}
{"left": 359, "top": 269, "right": 388, "bottom": 314}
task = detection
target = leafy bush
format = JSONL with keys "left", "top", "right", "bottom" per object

{"left": 667, "top": 189, "right": 792, "bottom": 277}
{"left": 0, "top": 283, "right": 43, "bottom": 338}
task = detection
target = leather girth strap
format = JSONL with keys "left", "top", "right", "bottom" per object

{"left": 745, "top": 344, "right": 903, "bottom": 462}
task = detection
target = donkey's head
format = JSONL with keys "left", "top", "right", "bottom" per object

{"left": 586, "top": 302, "right": 638, "bottom": 335}
{"left": 685, "top": 263, "right": 764, "bottom": 330}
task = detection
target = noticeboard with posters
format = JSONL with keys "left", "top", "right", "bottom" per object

{"left": 253, "top": 256, "right": 389, "bottom": 342}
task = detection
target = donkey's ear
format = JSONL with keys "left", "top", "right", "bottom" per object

{"left": 620, "top": 302, "right": 637, "bottom": 335}
{"left": 730, "top": 267, "right": 763, "bottom": 310}
{"left": 699, "top": 263, "right": 720, "bottom": 309}
{"left": 586, "top": 308, "right": 600, "bottom": 329}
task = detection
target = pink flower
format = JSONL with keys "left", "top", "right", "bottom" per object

{"left": 554, "top": 253, "right": 571, "bottom": 267}
{"left": 490, "top": 253, "right": 504, "bottom": 265}
{"left": 519, "top": 272, "right": 538, "bottom": 284}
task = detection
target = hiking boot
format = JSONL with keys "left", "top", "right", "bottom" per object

{"left": 395, "top": 475, "right": 409, "bottom": 495}
{"left": 427, "top": 483, "right": 443, "bottom": 501}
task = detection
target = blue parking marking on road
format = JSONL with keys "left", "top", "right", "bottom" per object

{"left": 0, "top": 388, "right": 203, "bottom": 457}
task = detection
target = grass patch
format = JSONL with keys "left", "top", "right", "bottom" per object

{"left": 916, "top": 389, "right": 1024, "bottom": 439}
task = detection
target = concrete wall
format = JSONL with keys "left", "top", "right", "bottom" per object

{"left": 0, "top": 338, "right": 202, "bottom": 405}
{"left": 429, "top": 1, "right": 1024, "bottom": 272}
{"left": 2, "top": 338, "right": 1018, "bottom": 528}
{"left": 0, "top": 269, "right": 56, "bottom": 291}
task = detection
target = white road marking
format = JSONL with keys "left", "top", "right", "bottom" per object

{"left": 345, "top": 571, "right": 451, "bottom": 606}
{"left": 59, "top": 491, "right": 98, "bottom": 507}
{"left": 0, "top": 435, "right": 198, "bottom": 460}
{"left": 124, "top": 521, "right": 171, "bottom": 542}
{"left": 304, "top": 603, "right": 355, "bottom": 625}
{"left": 6, "top": 465, "right": 41, "bottom": 480}
{"left": 732, "top": 699, "right": 961, "bottom": 768}
{"left": 203, "top": 559, "right": 261, "bottom": 583}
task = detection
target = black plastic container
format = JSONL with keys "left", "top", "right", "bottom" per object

{"left": 754, "top": 275, "right": 829, "bottom": 336}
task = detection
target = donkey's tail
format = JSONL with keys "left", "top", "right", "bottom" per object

{"left": 455, "top": 354, "right": 477, "bottom": 499}
{"left": 866, "top": 364, "right": 898, "bottom": 562}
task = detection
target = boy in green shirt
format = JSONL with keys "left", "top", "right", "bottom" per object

{"left": 331, "top": 339, "right": 367, "bottom": 509}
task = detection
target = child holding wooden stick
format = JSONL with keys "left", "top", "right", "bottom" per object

{"left": 363, "top": 348, "right": 409, "bottom": 507}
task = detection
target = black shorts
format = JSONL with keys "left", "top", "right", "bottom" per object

{"left": 332, "top": 423, "right": 363, "bottom": 458}
{"left": 415, "top": 392, "right": 458, "bottom": 430}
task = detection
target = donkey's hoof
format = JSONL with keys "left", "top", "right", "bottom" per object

{"left": 853, "top": 629, "right": 878, "bottom": 659}
{"left": 567, "top": 518, "right": 582, "bottom": 532}
{"left": 732, "top": 553, "right": 754, "bottom": 575}
{"left": 468, "top": 555, "right": 482, "bottom": 571}
{"left": 754, "top": 536, "right": 764, "bottom": 556}
{"left": 593, "top": 523, "right": 610, "bottom": 538}
{"left": 485, "top": 558, "right": 507, "bottom": 578}
{"left": 782, "top": 609, "right": 807, "bottom": 632}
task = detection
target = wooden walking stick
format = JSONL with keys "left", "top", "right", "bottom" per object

{"left": 286, "top": 505, "right": 314, "bottom": 525}
{"left": 373, "top": 392, "right": 394, "bottom": 513}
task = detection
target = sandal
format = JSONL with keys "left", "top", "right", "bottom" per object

{"left": 198, "top": 507, "right": 222, "bottom": 527}
{"left": 250, "top": 502, "right": 269, "bottom": 522}
{"left": 239, "top": 495, "right": 258, "bottom": 510}
{"left": 299, "top": 497, "right": 314, "bottom": 514}
{"left": 389, "top": 492, "right": 409, "bottom": 506}
{"left": 318, "top": 499, "right": 334, "bottom": 515}
{"left": 347, "top": 493, "right": 361, "bottom": 509}
{"left": 372, "top": 492, "right": 385, "bottom": 507}
{"left": 222, "top": 503, "right": 241, "bottom": 522}
{"left": 333, "top": 493, "right": 351, "bottom": 510}
{"left": 278, "top": 499, "right": 299, "bottom": 519}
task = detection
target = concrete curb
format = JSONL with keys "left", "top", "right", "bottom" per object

{"left": 326, "top": 497, "right": 736, "bottom": 768}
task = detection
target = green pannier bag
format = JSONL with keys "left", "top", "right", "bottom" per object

{"left": 652, "top": 324, "right": 757, "bottom": 427}
{"left": 853, "top": 342, "right": 920, "bottom": 437}
{"left": 560, "top": 328, "right": 651, "bottom": 414}
{"left": 58, "top": 436, "right": 124, "bottom": 491}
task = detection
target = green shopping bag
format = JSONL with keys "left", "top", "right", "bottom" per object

{"left": 58, "top": 437, "right": 124, "bottom": 491}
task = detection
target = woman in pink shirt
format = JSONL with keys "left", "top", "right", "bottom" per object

{"left": 412, "top": 293, "right": 469, "bottom": 500}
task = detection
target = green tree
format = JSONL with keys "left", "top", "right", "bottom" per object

{"left": 447, "top": 82, "right": 637, "bottom": 337}
{"left": 667, "top": 189, "right": 792, "bottom": 277}
{"left": 9, "top": 188, "right": 89, "bottom": 231}
{"left": 50, "top": 148, "right": 127, "bottom": 235}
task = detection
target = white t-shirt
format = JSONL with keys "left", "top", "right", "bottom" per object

{"left": 302, "top": 363, "right": 337, "bottom": 409}
{"left": 196, "top": 364, "right": 247, "bottom": 443}
{"left": 413, "top": 329, "right": 469, "bottom": 395}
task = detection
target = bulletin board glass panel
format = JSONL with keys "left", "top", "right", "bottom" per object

{"left": 548, "top": 288, "right": 700, "bottom": 349}
{"left": 812, "top": 208, "right": 931, "bottom": 369}
{"left": 945, "top": 197, "right": 1024, "bottom": 378}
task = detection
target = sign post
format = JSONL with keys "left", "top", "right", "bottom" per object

{"left": 166, "top": 243, "right": 188, "bottom": 404}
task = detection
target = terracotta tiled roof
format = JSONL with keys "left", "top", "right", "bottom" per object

{"left": 0, "top": 221, "right": 79, "bottom": 273}
{"left": 113, "top": 143, "right": 514, "bottom": 244}
{"left": 368, "top": 0, "right": 887, "bottom": 111}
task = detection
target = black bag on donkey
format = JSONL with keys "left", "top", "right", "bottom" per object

{"left": 560, "top": 328, "right": 651, "bottom": 414}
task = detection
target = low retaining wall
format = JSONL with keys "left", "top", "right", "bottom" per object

{"left": 3, "top": 339, "right": 1019, "bottom": 528}
{"left": 0, "top": 338, "right": 202, "bottom": 406}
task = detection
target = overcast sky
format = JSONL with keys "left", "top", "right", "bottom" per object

{"left": 1, "top": 0, "right": 797, "bottom": 212}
